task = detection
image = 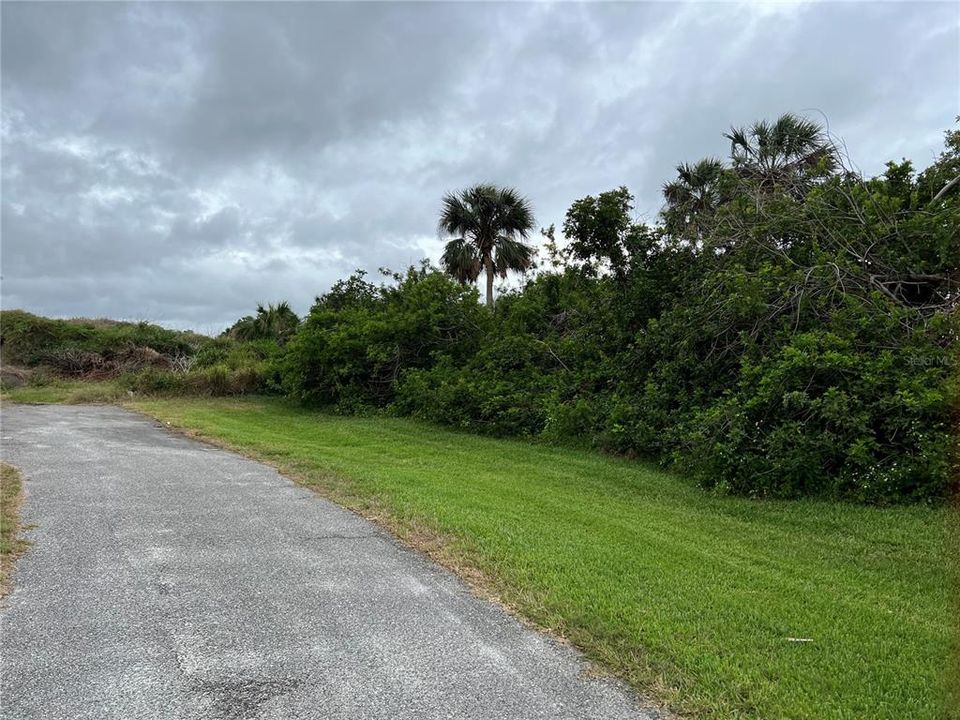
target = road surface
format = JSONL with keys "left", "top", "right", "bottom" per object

{"left": 1, "top": 404, "right": 659, "bottom": 720}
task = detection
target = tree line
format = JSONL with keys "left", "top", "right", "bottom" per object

{"left": 24, "top": 112, "right": 952, "bottom": 504}
{"left": 272, "top": 114, "right": 958, "bottom": 503}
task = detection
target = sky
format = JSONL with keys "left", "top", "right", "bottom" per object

{"left": 2, "top": 1, "right": 958, "bottom": 332}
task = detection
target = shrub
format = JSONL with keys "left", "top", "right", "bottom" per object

{"left": 282, "top": 267, "right": 488, "bottom": 408}
{"left": 228, "top": 363, "right": 270, "bottom": 395}
{"left": 123, "top": 368, "right": 186, "bottom": 395}
{"left": 541, "top": 397, "right": 602, "bottom": 445}
{"left": 122, "top": 360, "right": 273, "bottom": 398}
{"left": 192, "top": 337, "right": 279, "bottom": 370}
{"left": 191, "top": 365, "right": 231, "bottom": 396}
{"left": 677, "top": 317, "right": 955, "bottom": 502}
{"left": 395, "top": 334, "right": 566, "bottom": 436}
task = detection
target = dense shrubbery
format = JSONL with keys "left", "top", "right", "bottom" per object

{"left": 223, "top": 302, "right": 299, "bottom": 344}
{"left": 0, "top": 310, "right": 282, "bottom": 396}
{"left": 396, "top": 333, "right": 563, "bottom": 435}
{"left": 279, "top": 119, "right": 959, "bottom": 503}
{"left": 0, "top": 310, "right": 204, "bottom": 371}
{"left": 123, "top": 361, "right": 272, "bottom": 397}
{"left": 282, "top": 267, "right": 488, "bottom": 409}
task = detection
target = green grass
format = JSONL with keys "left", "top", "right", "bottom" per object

{"left": 1, "top": 463, "right": 29, "bottom": 595}
{"left": 1, "top": 378, "right": 126, "bottom": 404}
{"left": 126, "top": 396, "right": 955, "bottom": 719}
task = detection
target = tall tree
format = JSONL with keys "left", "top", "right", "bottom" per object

{"left": 439, "top": 184, "right": 536, "bottom": 307}
{"left": 561, "top": 186, "right": 642, "bottom": 280}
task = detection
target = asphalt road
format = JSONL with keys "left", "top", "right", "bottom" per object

{"left": 1, "top": 404, "right": 660, "bottom": 720}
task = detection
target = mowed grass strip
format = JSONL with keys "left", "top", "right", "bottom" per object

{"left": 1, "top": 379, "right": 127, "bottom": 405}
{"left": 131, "top": 397, "right": 950, "bottom": 719}
{"left": 1, "top": 463, "right": 29, "bottom": 595}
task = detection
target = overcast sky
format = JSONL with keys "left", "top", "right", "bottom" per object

{"left": 2, "top": 1, "right": 957, "bottom": 332}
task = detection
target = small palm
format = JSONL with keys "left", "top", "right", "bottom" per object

{"left": 662, "top": 157, "right": 727, "bottom": 238}
{"left": 231, "top": 301, "right": 299, "bottom": 342}
{"left": 725, "top": 113, "right": 836, "bottom": 191}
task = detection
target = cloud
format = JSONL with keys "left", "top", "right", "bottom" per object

{"left": 2, "top": 1, "right": 957, "bottom": 330}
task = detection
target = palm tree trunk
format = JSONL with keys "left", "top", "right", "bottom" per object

{"left": 485, "top": 256, "right": 495, "bottom": 308}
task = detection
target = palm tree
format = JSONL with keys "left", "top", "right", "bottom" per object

{"left": 229, "top": 301, "right": 299, "bottom": 343}
{"left": 438, "top": 184, "right": 536, "bottom": 307}
{"left": 259, "top": 301, "right": 299, "bottom": 342}
{"left": 228, "top": 315, "right": 258, "bottom": 341}
{"left": 662, "top": 157, "right": 728, "bottom": 240}
{"left": 724, "top": 113, "right": 836, "bottom": 193}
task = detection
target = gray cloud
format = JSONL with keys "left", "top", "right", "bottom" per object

{"left": 2, "top": 1, "right": 957, "bottom": 330}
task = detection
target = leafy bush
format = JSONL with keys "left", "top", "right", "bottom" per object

{"left": 678, "top": 321, "right": 954, "bottom": 501}
{"left": 270, "top": 124, "right": 956, "bottom": 503}
{"left": 395, "top": 333, "right": 563, "bottom": 436}
{"left": 331, "top": 122, "right": 958, "bottom": 502}
{"left": 3, "top": 309, "right": 280, "bottom": 397}
{"left": 193, "top": 336, "right": 279, "bottom": 369}
{"left": 282, "top": 267, "right": 488, "bottom": 408}
{"left": 190, "top": 365, "right": 231, "bottom": 396}
{"left": 224, "top": 302, "right": 299, "bottom": 343}
{"left": 123, "top": 361, "right": 273, "bottom": 397}
{"left": 123, "top": 368, "right": 186, "bottom": 395}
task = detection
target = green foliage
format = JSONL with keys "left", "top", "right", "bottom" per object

{"left": 123, "top": 362, "right": 273, "bottom": 397}
{"left": 224, "top": 301, "right": 299, "bottom": 343}
{"left": 194, "top": 336, "right": 280, "bottom": 369}
{"left": 679, "top": 321, "right": 953, "bottom": 501}
{"left": 124, "top": 367, "right": 186, "bottom": 395}
{"left": 195, "top": 322, "right": 286, "bottom": 395}
{"left": 282, "top": 266, "right": 488, "bottom": 408}
{"left": 2, "top": 307, "right": 282, "bottom": 397}
{"left": 395, "top": 333, "right": 561, "bottom": 436}
{"left": 0, "top": 310, "right": 204, "bottom": 369}
{"left": 279, "top": 117, "right": 957, "bottom": 503}
{"left": 725, "top": 112, "right": 838, "bottom": 195}
{"left": 661, "top": 158, "right": 732, "bottom": 240}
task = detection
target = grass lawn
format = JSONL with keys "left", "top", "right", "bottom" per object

{"left": 0, "top": 463, "right": 29, "bottom": 595}
{"left": 1, "top": 378, "right": 126, "bottom": 405}
{"left": 123, "top": 396, "right": 955, "bottom": 719}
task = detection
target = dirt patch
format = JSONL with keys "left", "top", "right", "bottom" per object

{"left": 0, "top": 366, "right": 31, "bottom": 389}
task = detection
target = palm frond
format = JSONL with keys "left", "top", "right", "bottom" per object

{"left": 438, "top": 192, "right": 479, "bottom": 238}
{"left": 493, "top": 236, "right": 535, "bottom": 278}
{"left": 441, "top": 237, "right": 482, "bottom": 284}
{"left": 495, "top": 187, "right": 535, "bottom": 238}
